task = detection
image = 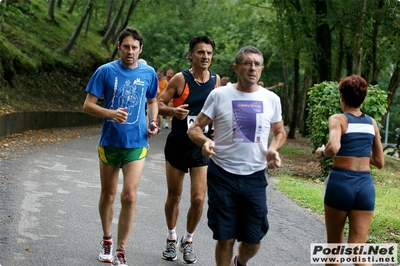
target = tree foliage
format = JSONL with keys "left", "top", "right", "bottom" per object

{"left": 0, "top": 0, "right": 35, "bottom": 31}
{"left": 1, "top": 0, "right": 400, "bottom": 147}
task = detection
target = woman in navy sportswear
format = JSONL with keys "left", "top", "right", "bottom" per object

{"left": 315, "top": 75, "right": 384, "bottom": 266}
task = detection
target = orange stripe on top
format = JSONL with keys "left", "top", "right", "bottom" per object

{"left": 173, "top": 83, "right": 190, "bottom": 107}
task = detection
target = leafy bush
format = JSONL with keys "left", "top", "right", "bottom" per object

{"left": 306, "top": 81, "right": 388, "bottom": 178}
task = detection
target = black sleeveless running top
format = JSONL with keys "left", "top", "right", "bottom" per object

{"left": 171, "top": 69, "right": 217, "bottom": 137}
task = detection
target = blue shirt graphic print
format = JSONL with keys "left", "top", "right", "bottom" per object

{"left": 111, "top": 77, "right": 145, "bottom": 124}
{"left": 232, "top": 100, "right": 264, "bottom": 143}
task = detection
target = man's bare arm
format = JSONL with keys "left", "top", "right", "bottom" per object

{"left": 83, "top": 93, "right": 128, "bottom": 124}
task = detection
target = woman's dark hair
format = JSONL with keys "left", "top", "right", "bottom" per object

{"left": 338, "top": 74, "right": 368, "bottom": 108}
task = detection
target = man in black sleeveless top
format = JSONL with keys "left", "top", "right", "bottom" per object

{"left": 158, "top": 35, "right": 220, "bottom": 264}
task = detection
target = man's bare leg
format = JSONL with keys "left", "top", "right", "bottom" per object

{"left": 116, "top": 159, "right": 145, "bottom": 251}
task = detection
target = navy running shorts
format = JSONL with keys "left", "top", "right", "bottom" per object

{"left": 324, "top": 168, "right": 375, "bottom": 212}
{"left": 207, "top": 160, "right": 269, "bottom": 244}
{"left": 164, "top": 132, "right": 209, "bottom": 173}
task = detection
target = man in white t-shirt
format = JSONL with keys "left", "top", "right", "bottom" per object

{"left": 188, "top": 45, "right": 287, "bottom": 266}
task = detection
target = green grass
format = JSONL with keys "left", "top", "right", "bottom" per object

{"left": 275, "top": 174, "right": 325, "bottom": 215}
{"left": 279, "top": 145, "right": 304, "bottom": 155}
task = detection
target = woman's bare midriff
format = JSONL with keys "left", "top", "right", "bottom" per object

{"left": 332, "top": 156, "right": 371, "bottom": 172}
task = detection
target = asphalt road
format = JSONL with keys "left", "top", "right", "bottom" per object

{"left": 0, "top": 126, "right": 331, "bottom": 266}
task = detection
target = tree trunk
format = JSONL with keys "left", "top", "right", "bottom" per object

{"left": 104, "top": 0, "right": 115, "bottom": 32}
{"left": 62, "top": 0, "right": 95, "bottom": 54}
{"left": 345, "top": 46, "right": 352, "bottom": 76}
{"left": 46, "top": 0, "right": 56, "bottom": 21}
{"left": 299, "top": 67, "right": 313, "bottom": 136}
{"left": 362, "top": 13, "right": 380, "bottom": 84}
{"left": 315, "top": 0, "right": 332, "bottom": 82}
{"left": 84, "top": 6, "right": 93, "bottom": 36}
{"left": 67, "top": 0, "right": 78, "bottom": 14}
{"left": 288, "top": 57, "right": 300, "bottom": 139}
{"left": 371, "top": 0, "right": 384, "bottom": 85}
{"left": 380, "top": 59, "right": 400, "bottom": 126}
{"left": 57, "top": 0, "right": 62, "bottom": 8}
{"left": 279, "top": 46, "right": 292, "bottom": 126}
{"left": 336, "top": 26, "right": 344, "bottom": 81}
{"left": 101, "top": 0, "right": 126, "bottom": 46}
{"left": 110, "top": 45, "right": 119, "bottom": 62}
{"left": 352, "top": 0, "right": 367, "bottom": 75}
{"left": 386, "top": 60, "right": 400, "bottom": 111}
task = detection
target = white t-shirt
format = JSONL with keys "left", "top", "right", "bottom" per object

{"left": 201, "top": 84, "right": 282, "bottom": 174}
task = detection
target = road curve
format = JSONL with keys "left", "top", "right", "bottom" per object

{"left": 0, "top": 126, "right": 330, "bottom": 266}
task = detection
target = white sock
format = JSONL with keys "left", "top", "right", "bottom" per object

{"left": 182, "top": 231, "right": 194, "bottom": 243}
{"left": 167, "top": 227, "right": 177, "bottom": 240}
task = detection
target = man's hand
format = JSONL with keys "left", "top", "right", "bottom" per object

{"left": 202, "top": 139, "right": 216, "bottom": 158}
{"left": 112, "top": 107, "right": 128, "bottom": 124}
{"left": 315, "top": 144, "right": 325, "bottom": 160}
{"left": 147, "top": 120, "right": 159, "bottom": 138}
{"left": 173, "top": 104, "right": 190, "bottom": 120}
{"left": 266, "top": 148, "right": 281, "bottom": 169}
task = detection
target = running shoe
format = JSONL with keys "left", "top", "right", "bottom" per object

{"left": 179, "top": 237, "right": 197, "bottom": 264}
{"left": 162, "top": 239, "right": 178, "bottom": 261}
{"left": 98, "top": 239, "right": 114, "bottom": 262}
{"left": 111, "top": 251, "right": 128, "bottom": 266}
{"left": 231, "top": 254, "right": 248, "bottom": 266}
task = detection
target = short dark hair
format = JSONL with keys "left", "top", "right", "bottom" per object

{"left": 188, "top": 35, "right": 215, "bottom": 53}
{"left": 338, "top": 74, "right": 368, "bottom": 108}
{"left": 235, "top": 46, "right": 263, "bottom": 64}
{"left": 118, "top": 27, "right": 143, "bottom": 47}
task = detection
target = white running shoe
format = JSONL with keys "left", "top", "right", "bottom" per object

{"left": 111, "top": 251, "right": 128, "bottom": 266}
{"left": 98, "top": 239, "right": 114, "bottom": 262}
